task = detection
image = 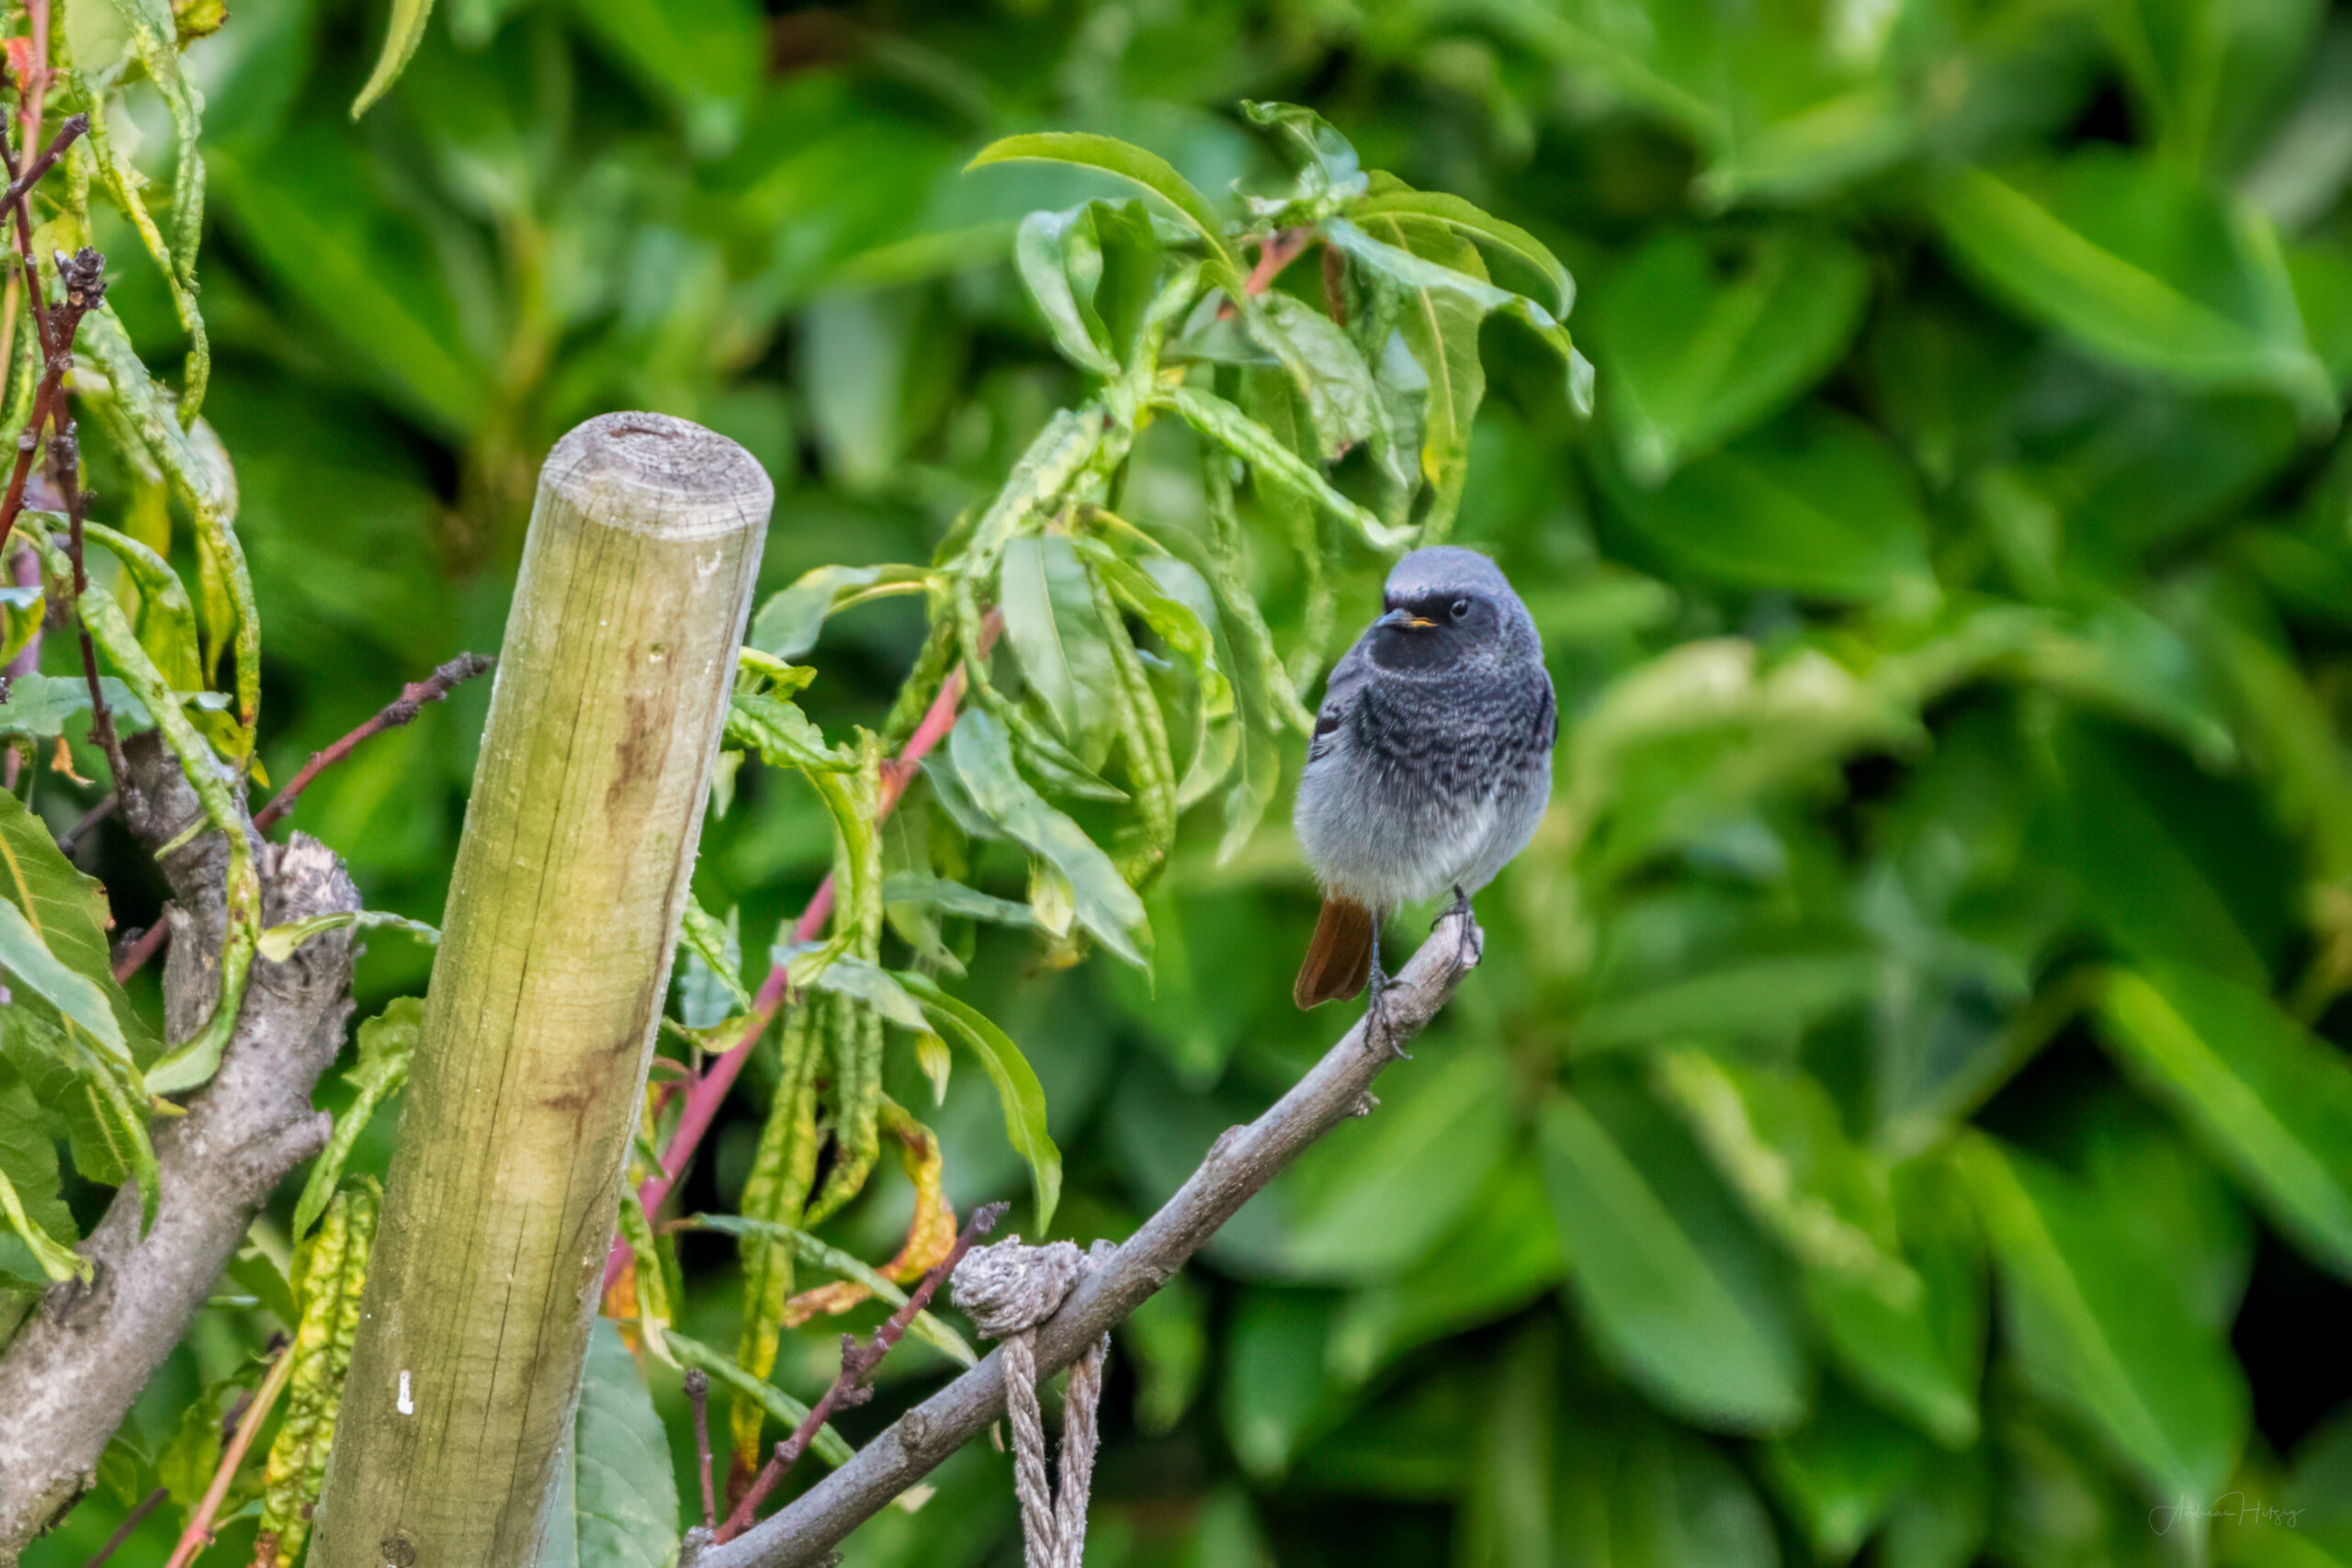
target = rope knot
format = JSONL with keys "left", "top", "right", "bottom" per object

{"left": 951, "top": 1237, "right": 1085, "bottom": 1338}
{"left": 951, "top": 1235, "right": 1106, "bottom": 1568}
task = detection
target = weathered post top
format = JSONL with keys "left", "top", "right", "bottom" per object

{"left": 313, "top": 412, "right": 770, "bottom": 1568}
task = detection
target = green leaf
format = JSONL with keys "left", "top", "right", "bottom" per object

{"left": 1341, "top": 219, "right": 1488, "bottom": 537}
{"left": 1537, "top": 1085, "right": 1810, "bottom": 1433}
{"left": 209, "top": 130, "right": 493, "bottom": 436}
{"left": 1242, "top": 292, "right": 1381, "bottom": 463}
{"left": 944, "top": 708, "right": 1147, "bottom": 965}
{"left": 678, "top": 900, "right": 754, "bottom": 1019}
{"left": 1957, "top": 1133, "right": 2248, "bottom": 1503}
{"left": 999, "top": 535, "right": 1119, "bottom": 766}
{"left": 728, "top": 689, "right": 851, "bottom": 773}
{"left": 1576, "top": 949, "right": 1883, "bottom": 1055}
{"left": 1592, "top": 227, "right": 1871, "bottom": 483}
{"left": 1220, "top": 1288, "right": 1337, "bottom": 1479}
{"left": 748, "top": 565, "right": 931, "bottom": 661}
{"left": 1275, "top": 1041, "right": 1515, "bottom": 1282}
{"left": 0, "top": 1081, "right": 82, "bottom": 1283}
{"left": 880, "top": 872, "right": 1046, "bottom": 932}
{"left": 1933, "top": 153, "right": 2335, "bottom": 417}
{"left": 0, "top": 673, "right": 228, "bottom": 739}
{"left": 2101, "top": 0, "right": 2326, "bottom": 175}
{"left": 968, "top": 133, "right": 1241, "bottom": 288}
{"left": 1240, "top": 100, "right": 1366, "bottom": 207}
{"left": 789, "top": 953, "right": 930, "bottom": 1033}
{"left": 1762, "top": 1383, "right": 1932, "bottom": 1562}
{"left": 688, "top": 1213, "right": 977, "bottom": 1366}
{"left": 83, "top": 523, "right": 205, "bottom": 695}
{"left": 0, "top": 790, "right": 156, "bottom": 1064}
{"left": 569, "top": 0, "right": 762, "bottom": 154}
{"left": 1323, "top": 214, "right": 1591, "bottom": 420}
{"left": 1015, "top": 205, "right": 1121, "bottom": 377}
{"left": 293, "top": 998, "right": 421, "bottom": 1241}
{"left": 1163, "top": 384, "right": 1411, "bottom": 552}
{"left": 1077, "top": 542, "right": 1234, "bottom": 722}
{"left": 1804, "top": 1156, "right": 1984, "bottom": 1450}
{"left": 900, "top": 973, "right": 1060, "bottom": 1234}
{"left": 1348, "top": 180, "right": 1577, "bottom": 321}
{"left": 254, "top": 909, "right": 438, "bottom": 964}
{"left": 0, "top": 897, "right": 127, "bottom": 1058}
{"left": 0, "top": 582, "right": 39, "bottom": 670}
{"left": 348, "top": 0, "right": 434, "bottom": 117}
{"left": 1597, "top": 404, "right": 1933, "bottom": 604}
{"left": 533, "top": 1319, "right": 682, "bottom": 1568}
{"left": 1328, "top": 1160, "right": 1563, "bottom": 1386}
{"left": 2096, "top": 964, "right": 2352, "bottom": 1280}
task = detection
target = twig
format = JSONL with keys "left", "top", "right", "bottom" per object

{"left": 713, "top": 1202, "right": 1006, "bottom": 1543}
{"left": 111, "top": 913, "right": 164, "bottom": 983}
{"left": 697, "top": 912, "right": 1480, "bottom": 1568}
{"left": 0, "top": 111, "right": 85, "bottom": 214}
{"left": 252, "top": 651, "right": 492, "bottom": 830}
{"left": 685, "top": 1367, "right": 718, "bottom": 1532}
{"left": 161, "top": 1340, "right": 296, "bottom": 1568}
{"left": 79, "top": 1484, "right": 164, "bottom": 1568}
{"left": 603, "top": 612, "right": 1005, "bottom": 1295}
{"left": 51, "top": 787, "right": 114, "bottom": 853}
{"left": 52, "top": 423, "right": 127, "bottom": 786}
{"left": 108, "top": 652, "right": 492, "bottom": 982}
{"left": 1215, "top": 226, "right": 1315, "bottom": 319}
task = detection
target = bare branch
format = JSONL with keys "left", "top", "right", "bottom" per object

{"left": 698, "top": 911, "right": 1481, "bottom": 1568}
{"left": 253, "top": 650, "right": 492, "bottom": 830}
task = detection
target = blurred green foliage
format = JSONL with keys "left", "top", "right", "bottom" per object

{"left": 13, "top": 0, "right": 2352, "bottom": 1563}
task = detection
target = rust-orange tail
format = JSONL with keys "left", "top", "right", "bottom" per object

{"left": 1295, "top": 897, "right": 1375, "bottom": 1008}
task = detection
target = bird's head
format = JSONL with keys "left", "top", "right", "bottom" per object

{"left": 1367, "top": 547, "right": 1530, "bottom": 671}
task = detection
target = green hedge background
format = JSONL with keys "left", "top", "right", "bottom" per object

{"left": 30, "top": 0, "right": 2352, "bottom": 1562}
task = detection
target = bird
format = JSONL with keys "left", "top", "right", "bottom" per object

{"left": 1293, "top": 546, "right": 1555, "bottom": 1011}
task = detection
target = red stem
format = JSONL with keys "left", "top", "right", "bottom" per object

{"left": 712, "top": 1201, "right": 1004, "bottom": 1542}
{"left": 603, "top": 613, "right": 1002, "bottom": 1294}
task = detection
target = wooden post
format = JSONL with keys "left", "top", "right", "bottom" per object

{"left": 311, "top": 413, "right": 769, "bottom": 1568}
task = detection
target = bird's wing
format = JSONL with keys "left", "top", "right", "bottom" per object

{"left": 1534, "top": 671, "right": 1557, "bottom": 750}
{"left": 1308, "top": 638, "right": 1375, "bottom": 763}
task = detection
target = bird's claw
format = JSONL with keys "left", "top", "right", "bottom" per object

{"left": 1363, "top": 964, "right": 1409, "bottom": 1059}
{"left": 1436, "top": 888, "right": 1483, "bottom": 973}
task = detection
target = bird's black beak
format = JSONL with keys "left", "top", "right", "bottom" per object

{"left": 1376, "top": 607, "right": 1437, "bottom": 631}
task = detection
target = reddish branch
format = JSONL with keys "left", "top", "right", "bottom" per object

{"left": 713, "top": 1201, "right": 1005, "bottom": 1543}
{"left": 110, "top": 652, "right": 492, "bottom": 981}
{"left": 603, "top": 614, "right": 1003, "bottom": 1295}
{"left": 253, "top": 652, "right": 493, "bottom": 830}
{"left": 78, "top": 1486, "right": 164, "bottom": 1568}
{"left": 51, "top": 423, "right": 127, "bottom": 787}
{"left": 685, "top": 1367, "right": 718, "bottom": 1532}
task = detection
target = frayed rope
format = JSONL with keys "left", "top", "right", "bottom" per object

{"left": 952, "top": 1237, "right": 1107, "bottom": 1568}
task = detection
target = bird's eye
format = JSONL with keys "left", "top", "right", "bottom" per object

{"left": 1449, "top": 598, "right": 1471, "bottom": 621}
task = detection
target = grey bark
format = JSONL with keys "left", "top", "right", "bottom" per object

{"left": 696, "top": 911, "right": 1482, "bottom": 1568}
{"left": 0, "top": 731, "right": 361, "bottom": 1562}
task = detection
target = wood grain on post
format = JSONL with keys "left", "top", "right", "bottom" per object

{"left": 312, "top": 413, "right": 770, "bottom": 1568}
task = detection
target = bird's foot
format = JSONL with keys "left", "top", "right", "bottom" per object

{"left": 1363, "top": 962, "right": 1409, "bottom": 1059}
{"left": 1434, "top": 886, "right": 1483, "bottom": 973}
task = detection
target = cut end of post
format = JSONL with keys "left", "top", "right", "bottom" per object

{"left": 547, "top": 412, "right": 775, "bottom": 543}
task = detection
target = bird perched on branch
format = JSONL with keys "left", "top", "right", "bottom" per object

{"left": 1293, "top": 546, "right": 1555, "bottom": 1010}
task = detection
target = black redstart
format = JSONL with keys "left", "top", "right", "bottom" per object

{"left": 1293, "top": 546, "right": 1555, "bottom": 1009}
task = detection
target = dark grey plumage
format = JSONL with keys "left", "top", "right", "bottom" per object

{"left": 1293, "top": 546, "right": 1555, "bottom": 1007}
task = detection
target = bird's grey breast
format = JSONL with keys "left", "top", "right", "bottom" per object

{"left": 1295, "top": 648, "right": 1554, "bottom": 906}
